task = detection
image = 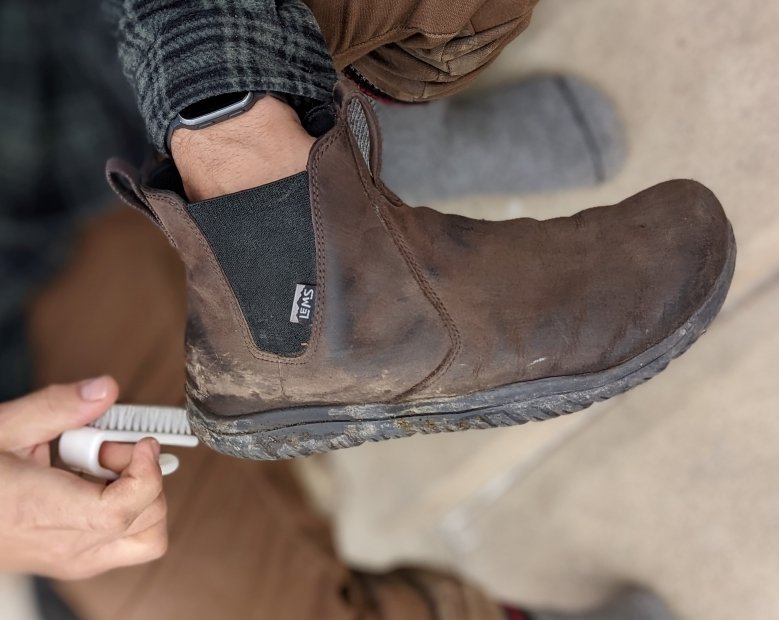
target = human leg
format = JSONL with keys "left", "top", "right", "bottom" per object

{"left": 375, "top": 75, "right": 625, "bottom": 204}
{"left": 102, "top": 0, "right": 734, "bottom": 459}
{"left": 105, "top": 79, "right": 734, "bottom": 459}
{"left": 26, "top": 207, "right": 501, "bottom": 620}
{"left": 303, "top": 0, "right": 541, "bottom": 101}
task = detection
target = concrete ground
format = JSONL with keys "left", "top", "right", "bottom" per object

{"left": 0, "top": 576, "right": 37, "bottom": 620}
{"left": 302, "top": 1, "right": 779, "bottom": 619}
{"left": 3, "top": 0, "right": 777, "bottom": 618}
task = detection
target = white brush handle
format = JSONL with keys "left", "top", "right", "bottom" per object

{"left": 60, "top": 426, "right": 199, "bottom": 481}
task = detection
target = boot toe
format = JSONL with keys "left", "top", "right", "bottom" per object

{"left": 606, "top": 178, "right": 734, "bottom": 362}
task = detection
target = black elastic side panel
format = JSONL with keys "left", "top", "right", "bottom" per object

{"left": 187, "top": 171, "right": 315, "bottom": 356}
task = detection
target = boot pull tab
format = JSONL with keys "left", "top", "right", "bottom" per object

{"left": 335, "top": 81, "right": 382, "bottom": 179}
{"left": 105, "top": 158, "right": 163, "bottom": 229}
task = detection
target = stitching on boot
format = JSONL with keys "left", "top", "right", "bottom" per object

{"left": 148, "top": 190, "right": 324, "bottom": 366}
{"left": 341, "top": 104, "right": 463, "bottom": 399}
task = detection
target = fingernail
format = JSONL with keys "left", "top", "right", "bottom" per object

{"left": 148, "top": 438, "right": 161, "bottom": 458}
{"left": 79, "top": 377, "right": 110, "bottom": 401}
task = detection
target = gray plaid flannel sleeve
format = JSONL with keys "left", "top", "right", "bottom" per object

{"left": 104, "top": 0, "right": 337, "bottom": 153}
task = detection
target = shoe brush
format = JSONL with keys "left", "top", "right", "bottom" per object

{"left": 59, "top": 405, "right": 199, "bottom": 480}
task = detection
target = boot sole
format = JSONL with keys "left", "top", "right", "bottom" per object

{"left": 188, "top": 226, "right": 736, "bottom": 460}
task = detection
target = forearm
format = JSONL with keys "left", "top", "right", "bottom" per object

{"left": 104, "top": 0, "right": 336, "bottom": 153}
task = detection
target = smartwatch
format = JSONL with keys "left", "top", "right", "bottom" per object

{"left": 166, "top": 91, "right": 261, "bottom": 153}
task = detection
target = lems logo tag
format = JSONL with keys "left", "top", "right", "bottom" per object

{"left": 290, "top": 284, "right": 316, "bottom": 324}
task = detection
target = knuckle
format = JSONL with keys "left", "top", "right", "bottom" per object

{"left": 75, "top": 564, "right": 108, "bottom": 580}
{"left": 147, "top": 532, "right": 169, "bottom": 560}
{"left": 152, "top": 495, "right": 168, "bottom": 522}
{"left": 136, "top": 497, "right": 166, "bottom": 529}
{"left": 147, "top": 474, "right": 164, "bottom": 498}
{"left": 133, "top": 460, "right": 162, "bottom": 493}
{"left": 101, "top": 507, "right": 134, "bottom": 534}
{"left": 41, "top": 385, "right": 62, "bottom": 416}
{"left": 59, "top": 565, "right": 93, "bottom": 581}
{"left": 46, "top": 543, "right": 73, "bottom": 568}
{"left": 51, "top": 554, "right": 95, "bottom": 581}
{"left": 53, "top": 566, "right": 78, "bottom": 581}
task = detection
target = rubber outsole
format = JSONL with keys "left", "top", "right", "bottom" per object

{"left": 188, "top": 226, "right": 736, "bottom": 460}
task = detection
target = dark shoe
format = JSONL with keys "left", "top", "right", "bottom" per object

{"left": 107, "top": 81, "right": 735, "bottom": 460}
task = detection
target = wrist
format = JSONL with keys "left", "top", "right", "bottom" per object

{"left": 171, "top": 97, "right": 314, "bottom": 201}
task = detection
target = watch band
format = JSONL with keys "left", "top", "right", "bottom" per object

{"left": 165, "top": 91, "right": 262, "bottom": 154}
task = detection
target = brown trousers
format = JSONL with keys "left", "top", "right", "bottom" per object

{"left": 32, "top": 209, "right": 505, "bottom": 620}
{"left": 35, "top": 2, "right": 542, "bottom": 616}
{"left": 305, "top": 0, "right": 540, "bottom": 101}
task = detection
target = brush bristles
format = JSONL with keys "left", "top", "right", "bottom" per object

{"left": 90, "top": 405, "right": 193, "bottom": 435}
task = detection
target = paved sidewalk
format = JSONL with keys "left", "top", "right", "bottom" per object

{"left": 3, "top": 2, "right": 776, "bottom": 618}
{"left": 315, "top": 1, "right": 779, "bottom": 618}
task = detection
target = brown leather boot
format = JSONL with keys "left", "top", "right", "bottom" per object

{"left": 107, "top": 81, "right": 735, "bottom": 460}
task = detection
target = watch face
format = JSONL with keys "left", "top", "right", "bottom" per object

{"left": 179, "top": 92, "right": 250, "bottom": 121}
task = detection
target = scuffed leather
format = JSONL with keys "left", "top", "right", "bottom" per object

{"left": 123, "top": 81, "right": 730, "bottom": 416}
{"left": 385, "top": 179, "right": 730, "bottom": 399}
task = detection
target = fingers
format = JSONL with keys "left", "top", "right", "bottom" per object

{"left": 31, "top": 438, "right": 164, "bottom": 539}
{"left": 98, "top": 443, "right": 167, "bottom": 535}
{"left": 125, "top": 493, "right": 167, "bottom": 537}
{"left": 0, "top": 439, "right": 168, "bottom": 580}
{"left": 98, "top": 441, "right": 136, "bottom": 473}
{"left": 9, "top": 459, "right": 107, "bottom": 529}
{"left": 95, "top": 441, "right": 167, "bottom": 536}
{"left": 63, "top": 520, "right": 169, "bottom": 580}
{"left": 98, "top": 438, "right": 163, "bottom": 533}
{"left": 108, "top": 519, "right": 168, "bottom": 568}
{"left": 0, "top": 377, "right": 119, "bottom": 451}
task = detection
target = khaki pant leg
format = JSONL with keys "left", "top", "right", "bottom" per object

{"left": 305, "top": 0, "right": 540, "bottom": 101}
{"left": 29, "top": 208, "right": 502, "bottom": 620}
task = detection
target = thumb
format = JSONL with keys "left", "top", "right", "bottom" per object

{"left": 0, "top": 377, "right": 119, "bottom": 452}
{"left": 101, "top": 438, "right": 163, "bottom": 526}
